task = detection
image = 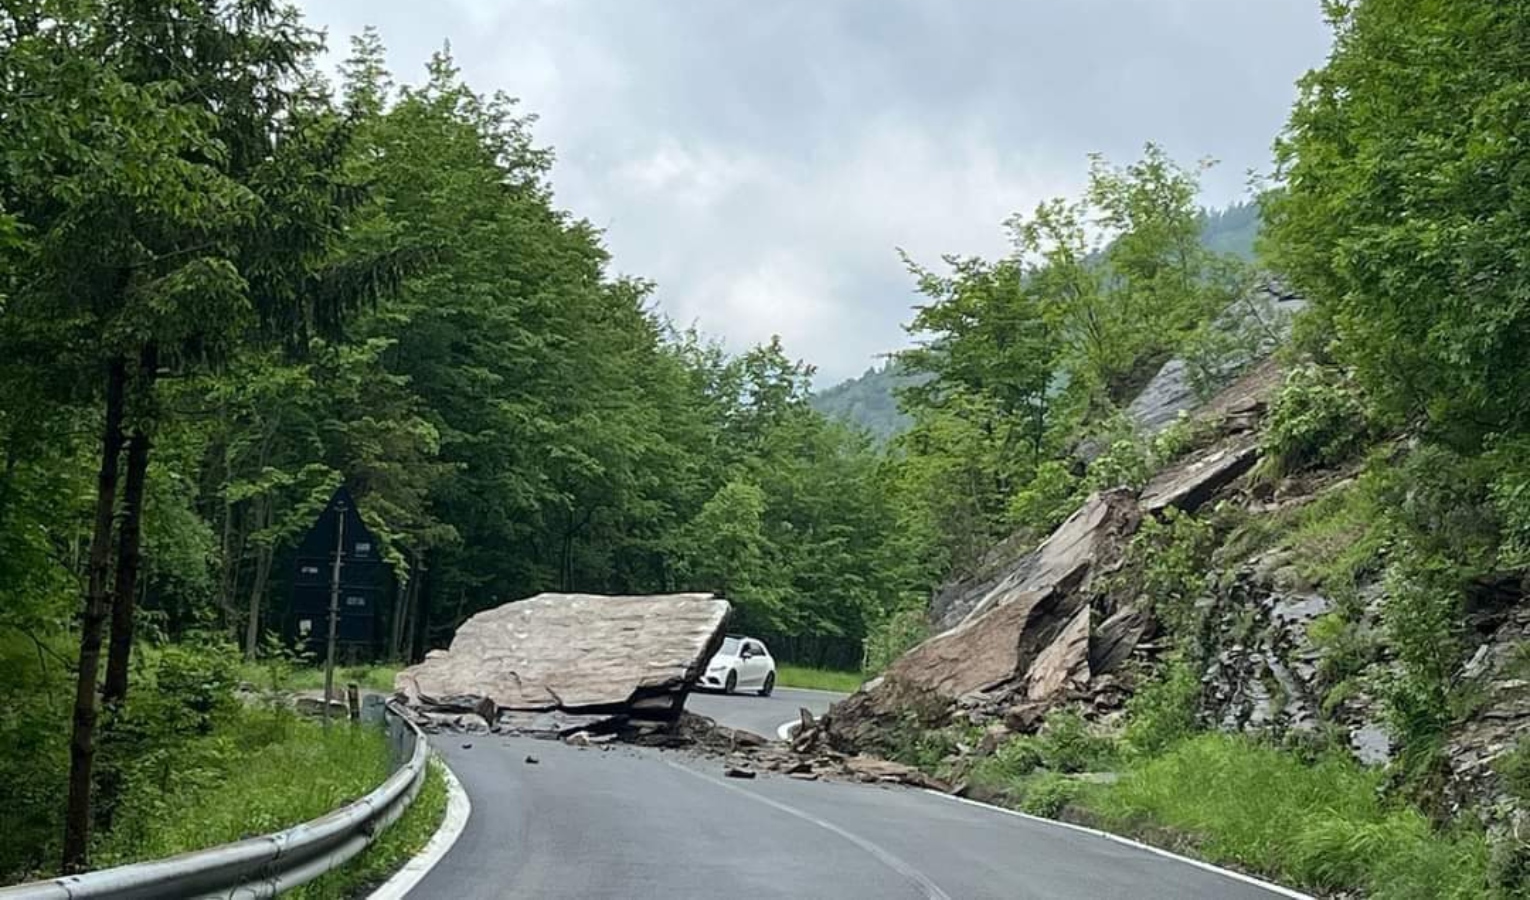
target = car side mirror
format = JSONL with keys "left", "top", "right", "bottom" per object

{"left": 741, "top": 648, "right": 754, "bottom": 659}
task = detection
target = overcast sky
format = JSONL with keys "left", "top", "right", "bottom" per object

{"left": 298, "top": 1, "right": 1333, "bottom": 386}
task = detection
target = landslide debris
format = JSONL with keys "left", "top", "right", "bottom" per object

{"left": 394, "top": 592, "right": 730, "bottom": 735}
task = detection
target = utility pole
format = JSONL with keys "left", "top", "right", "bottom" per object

{"left": 322, "top": 497, "right": 347, "bottom": 729}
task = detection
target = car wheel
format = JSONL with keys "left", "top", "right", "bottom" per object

{"left": 724, "top": 671, "right": 737, "bottom": 695}
{"left": 759, "top": 672, "right": 775, "bottom": 697}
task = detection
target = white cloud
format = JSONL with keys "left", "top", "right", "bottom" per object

{"left": 299, "top": 0, "right": 1331, "bottom": 383}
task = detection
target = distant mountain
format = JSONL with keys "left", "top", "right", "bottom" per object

{"left": 1199, "top": 201, "right": 1261, "bottom": 260}
{"left": 811, "top": 360, "right": 918, "bottom": 442}
{"left": 813, "top": 204, "right": 1264, "bottom": 441}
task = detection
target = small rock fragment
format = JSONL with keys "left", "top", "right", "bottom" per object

{"left": 461, "top": 742, "right": 473, "bottom": 749}
{"left": 724, "top": 765, "right": 757, "bottom": 779}
{"left": 525, "top": 754, "right": 540, "bottom": 765}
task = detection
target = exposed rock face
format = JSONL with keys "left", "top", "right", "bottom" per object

{"left": 1199, "top": 553, "right": 1392, "bottom": 764}
{"left": 1125, "top": 284, "right": 1305, "bottom": 436}
{"left": 396, "top": 592, "right": 730, "bottom": 730}
{"left": 932, "top": 490, "right": 1140, "bottom": 629}
{"left": 824, "top": 491, "right": 1141, "bottom": 750}
{"left": 1140, "top": 437, "right": 1261, "bottom": 514}
{"left": 1445, "top": 576, "right": 1530, "bottom": 813}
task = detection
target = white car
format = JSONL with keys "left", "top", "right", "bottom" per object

{"left": 699, "top": 635, "right": 776, "bottom": 696}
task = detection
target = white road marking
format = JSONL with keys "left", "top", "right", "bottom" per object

{"left": 369, "top": 755, "right": 474, "bottom": 900}
{"left": 776, "top": 686, "right": 854, "bottom": 697}
{"left": 922, "top": 790, "right": 1315, "bottom": 900}
{"left": 666, "top": 760, "right": 952, "bottom": 900}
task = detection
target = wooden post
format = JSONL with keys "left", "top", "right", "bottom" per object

{"left": 346, "top": 683, "right": 361, "bottom": 721}
{"left": 322, "top": 498, "right": 346, "bottom": 729}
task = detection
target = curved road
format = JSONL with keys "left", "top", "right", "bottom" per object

{"left": 407, "top": 690, "right": 1296, "bottom": 900}
{"left": 685, "top": 686, "right": 840, "bottom": 737}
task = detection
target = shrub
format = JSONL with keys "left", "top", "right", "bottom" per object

{"left": 1006, "top": 459, "right": 1081, "bottom": 534}
{"left": 1123, "top": 659, "right": 1201, "bottom": 756}
{"left": 1379, "top": 554, "right": 1464, "bottom": 746}
{"left": 971, "top": 736, "right": 1045, "bottom": 785}
{"left": 1487, "top": 436, "right": 1530, "bottom": 570}
{"left": 862, "top": 607, "right": 928, "bottom": 674}
{"left": 1018, "top": 772, "right": 1082, "bottom": 818}
{"left": 1494, "top": 736, "right": 1530, "bottom": 802}
{"left": 1261, "top": 364, "right": 1371, "bottom": 476}
{"left": 1037, "top": 707, "right": 1116, "bottom": 774}
{"left": 1113, "top": 507, "right": 1215, "bottom": 643}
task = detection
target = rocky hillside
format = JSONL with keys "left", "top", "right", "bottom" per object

{"left": 814, "top": 352, "right": 1529, "bottom": 869}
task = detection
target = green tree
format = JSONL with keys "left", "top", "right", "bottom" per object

{"left": 1264, "top": 0, "right": 1530, "bottom": 449}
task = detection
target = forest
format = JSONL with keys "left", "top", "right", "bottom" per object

{"left": 3, "top": 0, "right": 1529, "bottom": 891}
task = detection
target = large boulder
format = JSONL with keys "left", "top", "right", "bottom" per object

{"left": 823, "top": 491, "right": 1139, "bottom": 747}
{"left": 396, "top": 592, "right": 730, "bottom": 726}
{"left": 934, "top": 490, "right": 1140, "bottom": 631}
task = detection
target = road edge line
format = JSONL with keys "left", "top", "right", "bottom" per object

{"left": 921, "top": 790, "right": 1314, "bottom": 900}
{"left": 368, "top": 752, "right": 473, "bottom": 900}
{"left": 775, "top": 685, "right": 856, "bottom": 697}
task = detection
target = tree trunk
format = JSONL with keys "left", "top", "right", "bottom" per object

{"left": 390, "top": 552, "right": 414, "bottom": 661}
{"left": 63, "top": 357, "right": 127, "bottom": 874}
{"left": 243, "top": 498, "right": 273, "bottom": 661}
{"left": 102, "top": 344, "right": 157, "bottom": 710}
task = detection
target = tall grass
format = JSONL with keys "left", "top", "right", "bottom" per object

{"left": 94, "top": 706, "right": 447, "bottom": 898}
{"left": 291, "top": 760, "right": 449, "bottom": 899}
{"left": 774, "top": 664, "right": 865, "bottom": 693}
{"left": 1087, "top": 734, "right": 1491, "bottom": 899}
{"left": 96, "top": 710, "right": 395, "bottom": 864}
{"left": 238, "top": 661, "right": 402, "bottom": 694}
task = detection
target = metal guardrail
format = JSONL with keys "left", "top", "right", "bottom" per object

{"left": 0, "top": 702, "right": 429, "bottom": 900}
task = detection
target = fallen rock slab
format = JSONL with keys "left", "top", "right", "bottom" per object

{"left": 396, "top": 592, "right": 730, "bottom": 734}
{"left": 1140, "top": 437, "right": 1260, "bottom": 514}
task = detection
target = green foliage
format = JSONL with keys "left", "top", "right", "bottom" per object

{"left": 1123, "top": 659, "right": 1202, "bottom": 756}
{"left": 1487, "top": 436, "right": 1530, "bottom": 570}
{"left": 290, "top": 759, "right": 449, "bottom": 900}
{"left": 972, "top": 708, "right": 1117, "bottom": 791}
{"left": 1260, "top": 364, "right": 1372, "bottom": 477}
{"left": 1017, "top": 772, "right": 1083, "bottom": 818}
{"left": 1036, "top": 708, "right": 1117, "bottom": 774}
{"left": 811, "top": 360, "right": 919, "bottom": 442}
{"left": 96, "top": 711, "right": 394, "bottom": 867}
{"left": 1089, "top": 733, "right": 1492, "bottom": 899}
{"left": 773, "top": 665, "right": 865, "bottom": 694}
{"left": 893, "top": 147, "right": 1252, "bottom": 575}
{"left": 1113, "top": 508, "right": 1216, "bottom": 642}
{"left": 1280, "top": 473, "right": 1390, "bottom": 595}
{"left": 0, "top": 632, "right": 73, "bottom": 881}
{"left": 861, "top": 606, "right": 930, "bottom": 674}
{"left": 1494, "top": 736, "right": 1530, "bottom": 803}
{"left": 969, "top": 736, "right": 1046, "bottom": 786}
{"left": 1265, "top": 0, "right": 1530, "bottom": 451}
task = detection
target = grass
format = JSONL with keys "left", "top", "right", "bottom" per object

{"left": 95, "top": 706, "right": 448, "bottom": 900}
{"left": 98, "top": 711, "right": 394, "bottom": 864}
{"left": 1080, "top": 733, "right": 1492, "bottom": 899}
{"left": 1280, "top": 474, "right": 1388, "bottom": 594}
{"left": 774, "top": 664, "right": 866, "bottom": 693}
{"left": 239, "top": 661, "right": 402, "bottom": 694}
{"left": 292, "top": 759, "right": 450, "bottom": 899}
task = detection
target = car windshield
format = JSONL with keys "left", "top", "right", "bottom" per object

{"left": 717, "top": 637, "right": 741, "bottom": 657}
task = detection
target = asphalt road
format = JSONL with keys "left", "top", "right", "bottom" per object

{"left": 408, "top": 690, "right": 1297, "bottom": 900}
{"left": 684, "top": 686, "right": 840, "bottom": 738}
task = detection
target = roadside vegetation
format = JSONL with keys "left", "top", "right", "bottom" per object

{"left": 774, "top": 664, "right": 866, "bottom": 694}
{"left": 239, "top": 662, "right": 403, "bottom": 695}
{"left": 3, "top": 0, "right": 1530, "bottom": 894}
